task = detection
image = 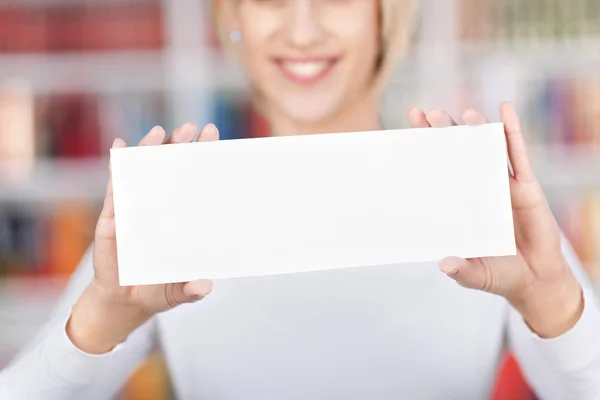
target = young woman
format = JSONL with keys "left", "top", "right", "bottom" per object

{"left": 2, "top": 1, "right": 599, "bottom": 399}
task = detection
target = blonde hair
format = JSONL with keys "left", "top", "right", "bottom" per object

{"left": 375, "top": 0, "right": 418, "bottom": 94}
{"left": 213, "top": 0, "right": 418, "bottom": 107}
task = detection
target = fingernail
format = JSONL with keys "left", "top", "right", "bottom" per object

{"left": 206, "top": 123, "right": 218, "bottom": 136}
{"left": 149, "top": 125, "right": 165, "bottom": 137}
{"left": 439, "top": 262, "right": 459, "bottom": 275}
{"left": 175, "top": 123, "right": 197, "bottom": 143}
{"left": 190, "top": 293, "right": 205, "bottom": 301}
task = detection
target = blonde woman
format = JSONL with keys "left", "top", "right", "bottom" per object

{"left": 2, "top": 1, "right": 600, "bottom": 399}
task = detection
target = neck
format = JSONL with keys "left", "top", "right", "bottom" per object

{"left": 266, "top": 94, "right": 383, "bottom": 136}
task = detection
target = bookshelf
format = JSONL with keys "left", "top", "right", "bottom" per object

{"left": 0, "top": 0, "right": 599, "bottom": 399}
{"left": 0, "top": 1, "right": 205, "bottom": 399}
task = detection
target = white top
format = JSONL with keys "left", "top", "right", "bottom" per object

{"left": 1, "top": 237, "right": 600, "bottom": 400}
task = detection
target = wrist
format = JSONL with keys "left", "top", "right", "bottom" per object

{"left": 511, "top": 271, "right": 584, "bottom": 339}
{"left": 67, "top": 284, "right": 150, "bottom": 354}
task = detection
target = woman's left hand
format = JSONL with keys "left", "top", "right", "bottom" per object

{"left": 407, "top": 103, "right": 584, "bottom": 338}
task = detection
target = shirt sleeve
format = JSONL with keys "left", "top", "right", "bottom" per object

{"left": 0, "top": 245, "right": 158, "bottom": 400}
{"left": 507, "top": 233, "right": 600, "bottom": 400}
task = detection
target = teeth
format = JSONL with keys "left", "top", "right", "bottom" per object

{"left": 282, "top": 61, "right": 329, "bottom": 78}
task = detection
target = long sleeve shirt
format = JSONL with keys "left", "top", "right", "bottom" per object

{"left": 1, "top": 236, "right": 600, "bottom": 399}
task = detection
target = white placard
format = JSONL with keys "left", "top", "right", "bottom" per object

{"left": 110, "top": 123, "right": 515, "bottom": 286}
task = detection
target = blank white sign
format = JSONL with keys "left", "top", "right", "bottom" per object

{"left": 110, "top": 123, "right": 516, "bottom": 286}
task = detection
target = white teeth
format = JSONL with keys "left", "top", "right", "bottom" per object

{"left": 282, "top": 61, "right": 329, "bottom": 78}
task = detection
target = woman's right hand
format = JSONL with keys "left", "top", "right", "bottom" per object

{"left": 67, "top": 122, "right": 219, "bottom": 354}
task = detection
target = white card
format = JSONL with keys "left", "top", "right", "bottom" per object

{"left": 110, "top": 123, "right": 516, "bottom": 286}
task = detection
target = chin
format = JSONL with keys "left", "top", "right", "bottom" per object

{"left": 278, "top": 95, "right": 342, "bottom": 132}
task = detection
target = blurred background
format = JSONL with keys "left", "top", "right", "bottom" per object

{"left": 0, "top": 0, "right": 599, "bottom": 399}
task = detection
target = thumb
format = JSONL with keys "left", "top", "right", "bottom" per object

{"left": 439, "top": 257, "right": 489, "bottom": 291}
{"left": 164, "top": 279, "right": 213, "bottom": 309}
{"left": 182, "top": 279, "right": 213, "bottom": 301}
{"left": 99, "top": 138, "right": 127, "bottom": 221}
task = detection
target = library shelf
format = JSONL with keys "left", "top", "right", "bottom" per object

{"left": 458, "top": 38, "right": 600, "bottom": 61}
{"left": 0, "top": 51, "right": 167, "bottom": 94}
{"left": 530, "top": 146, "right": 600, "bottom": 190}
{"left": 1, "top": 40, "right": 599, "bottom": 95}
{"left": 0, "top": 159, "right": 108, "bottom": 203}
{"left": 0, "top": 51, "right": 236, "bottom": 94}
{"left": 0, "top": 277, "right": 66, "bottom": 354}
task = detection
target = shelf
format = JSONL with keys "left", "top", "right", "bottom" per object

{"left": 530, "top": 146, "right": 600, "bottom": 190}
{"left": 0, "top": 51, "right": 168, "bottom": 94}
{"left": 1, "top": 38, "right": 599, "bottom": 95}
{"left": 0, "top": 50, "right": 237, "bottom": 94}
{"left": 0, "top": 277, "right": 66, "bottom": 305}
{"left": 0, "top": 277, "right": 66, "bottom": 355}
{"left": 0, "top": 159, "right": 108, "bottom": 203}
{"left": 389, "top": 39, "right": 600, "bottom": 86}
{"left": 459, "top": 37, "right": 600, "bottom": 54}
{"left": 457, "top": 38, "right": 600, "bottom": 76}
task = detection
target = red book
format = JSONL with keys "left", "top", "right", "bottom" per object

{"left": 47, "top": 94, "right": 102, "bottom": 159}
{"left": 0, "top": 2, "right": 164, "bottom": 53}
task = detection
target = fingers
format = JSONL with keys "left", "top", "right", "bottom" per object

{"left": 141, "top": 122, "right": 219, "bottom": 145}
{"left": 165, "top": 122, "right": 199, "bottom": 144}
{"left": 408, "top": 107, "right": 458, "bottom": 128}
{"left": 99, "top": 124, "right": 166, "bottom": 223}
{"left": 462, "top": 109, "right": 489, "bottom": 125}
{"left": 408, "top": 106, "right": 430, "bottom": 128}
{"left": 500, "top": 102, "right": 535, "bottom": 182}
{"left": 426, "top": 109, "right": 457, "bottom": 128}
{"left": 183, "top": 279, "right": 213, "bottom": 300}
{"left": 410, "top": 107, "right": 494, "bottom": 129}
{"left": 139, "top": 125, "right": 167, "bottom": 146}
{"left": 99, "top": 138, "right": 127, "bottom": 221}
{"left": 165, "top": 279, "right": 213, "bottom": 308}
{"left": 439, "top": 257, "right": 489, "bottom": 291}
{"left": 101, "top": 123, "right": 217, "bottom": 223}
{"left": 197, "top": 123, "right": 220, "bottom": 142}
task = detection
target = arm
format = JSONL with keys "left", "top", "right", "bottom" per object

{"left": 0, "top": 247, "right": 158, "bottom": 400}
{"left": 406, "top": 104, "right": 600, "bottom": 398}
{"left": 508, "top": 235, "right": 600, "bottom": 400}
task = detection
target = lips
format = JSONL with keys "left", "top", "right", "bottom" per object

{"left": 274, "top": 58, "right": 339, "bottom": 84}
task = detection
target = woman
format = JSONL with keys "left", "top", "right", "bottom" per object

{"left": 1, "top": 0, "right": 599, "bottom": 399}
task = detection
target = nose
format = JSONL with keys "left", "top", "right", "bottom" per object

{"left": 284, "top": 0, "right": 326, "bottom": 49}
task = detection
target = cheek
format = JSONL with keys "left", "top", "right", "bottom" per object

{"left": 237, "top": 5, "right": 280, "bottom": 60}
{"left": 237, "top": 13, "right": 281, "bottom": 84}
{"left": 330, "top": 8, "right": 380, "bottom": 74}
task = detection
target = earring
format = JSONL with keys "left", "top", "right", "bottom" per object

{"left": 229, "top": 30, "right": 242, "bottom": 43}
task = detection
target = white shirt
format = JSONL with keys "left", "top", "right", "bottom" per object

{"left": 1, "top": 236, "right": 600, "bottom": 400}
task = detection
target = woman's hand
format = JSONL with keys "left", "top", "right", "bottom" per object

{"left": 407, "top": 103, "right": 584, "bottom": 338}
{"left": 67, "top": 122, "right": 220, "bottom": 354}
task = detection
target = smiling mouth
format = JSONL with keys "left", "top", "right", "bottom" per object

{"left": 274, "top": 58, "right": 339, "bottom": 84}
